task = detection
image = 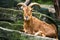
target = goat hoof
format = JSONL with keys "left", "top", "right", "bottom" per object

{"left": 42, "top": 34, "right": 46, "bottom": 37}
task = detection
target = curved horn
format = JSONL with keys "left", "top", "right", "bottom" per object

{"left": 24, "top": 0, "right": 32, "bottom": 6}
{"left": 29, "top": 3, "right": 41, "bottom": 8}
{"left": 17, "top": 3, "right": 26, "bottom": 7}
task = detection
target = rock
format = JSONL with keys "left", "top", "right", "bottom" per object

{"left": 0, "top": 27, "right": 56, "bottom": 40}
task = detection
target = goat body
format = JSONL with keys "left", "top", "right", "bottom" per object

{"left": 17, "top": 3, "right": 58, "bottom": 39}
{"left": 24, "top": 16, "right": 58, "bottom": 39}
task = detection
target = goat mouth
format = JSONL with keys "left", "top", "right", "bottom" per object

{"left": 24, "top": 20, "right": 30, "bottom": 21}
{"left": 24, "top": 18, "right": 29, "bottom": 21}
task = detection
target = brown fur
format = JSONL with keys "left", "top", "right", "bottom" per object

{"left": 23, "top": 6, "right": 58, "bottom": 39}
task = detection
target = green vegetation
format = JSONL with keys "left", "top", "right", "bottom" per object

{"left": 32, "top": 0, "right": 53, "bottom": 4}
{"left": 0, "top": 0, "right": 53, "bottom": 8}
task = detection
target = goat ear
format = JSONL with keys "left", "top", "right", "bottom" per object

{"left": 30, "top": 8, "right": 34, "bottom": 12}
{"left": 31, "top": 8, "right": 33, "bottom": 11}
{"left": 28, "top": 6, "right": 33, "bottom": 10}
{"left": 20, "top": 6, "right": 25, "bottom": 10}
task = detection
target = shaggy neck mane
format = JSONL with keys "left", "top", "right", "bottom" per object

{"left": 24, "top": 17, "right": 33, "bottom": 27}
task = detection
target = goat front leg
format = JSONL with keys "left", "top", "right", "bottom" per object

{"left": 24, "top": 28, "right": 33, "bottom": 34}
{"left": 34, "top": 31, "right": 46, "bottom": 37}
{"left": 23, "top": 25, "right": 33, "bottom": 34}
{"left": 23, "top": 28, "right": 27, "bottom": 33}
{"left": 23, "top": 24, "right": 28, "bottom": 33}
{"left": 55, "top": 35, "right": 58, "bottom": 40}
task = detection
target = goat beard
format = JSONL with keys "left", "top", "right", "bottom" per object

{"left": 24, "top": 16, "right": 32, "bottom": 21}
{"left": 24, "top": 18, "right": 30, "bottom": 21}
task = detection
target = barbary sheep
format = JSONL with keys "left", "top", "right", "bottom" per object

{"left": 17, "top": 3, "right": 58, "bottom": 40}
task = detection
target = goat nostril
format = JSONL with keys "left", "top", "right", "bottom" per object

{"left": 26, "top": 16, "right": 28, "bottom": 18}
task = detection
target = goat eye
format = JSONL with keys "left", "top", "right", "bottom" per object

{"left": 31, "top": 9, "right": 32, "bottom": 11}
